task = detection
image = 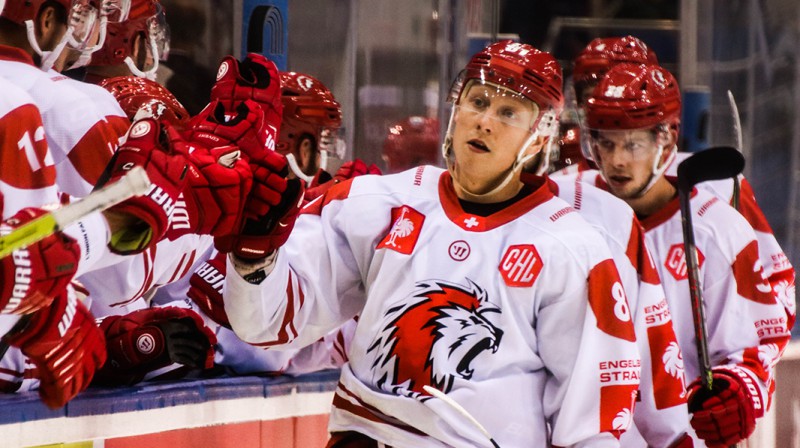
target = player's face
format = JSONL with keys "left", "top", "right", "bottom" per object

{"left": 592, "top": 128, "right": 667, "bottom": 199}
{"left": 450, "top": 83, "right": 539, "bottom": 195}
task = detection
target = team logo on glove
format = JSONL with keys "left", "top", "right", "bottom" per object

{"left": 129, "top": 120, "right": 152, "bottom": 139}
{"left": 137, "top": 333, "right": 157, "bottom": 355}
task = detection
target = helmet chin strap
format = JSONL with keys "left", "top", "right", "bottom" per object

{"left": 65, "top": 16, "right": 108, "bottom": 71}
{"left": 285, "top": 153, "right": 314, "bottom": 183}
{"left": 444, "top": 129, "right": 540, "bottom": 203}
{"left": 26, "top": 20, "right": 71, "bottom": 71}
{"left": 124, "top": 34, "right": 160, "bottom": 80}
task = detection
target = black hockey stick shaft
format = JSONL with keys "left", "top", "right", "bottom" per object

{"left": 677, "top": 147, "right": 745, "bottom": 390}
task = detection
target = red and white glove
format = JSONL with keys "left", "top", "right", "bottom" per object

{"left": 157, "top": 125, "right": 254, "bottom": 239}
{"left": 0, "top": 208, "right": 80, "bottom": 314}
{"left": 210, "top": 53, "right": 283, "bottom": 149}
{"left": 5, "top": 291, "right": 106, "bottom": 409}
{"left": 215, "top": 152, "right": 305, "bottom": 260}
{"left": 187, "top": 252, "right": 230, "bottom": 328}
{"left": 98, "top": 118, "right": 190, "bottom": 254}
{"left": 686, "top": 366, "right": 762, "bottom": 447}
{"left": 305, "top": 159, "right": 381, "bottom": 203}
{"left": 94, "top": 307, "right": 217, "bottom": 386}
{"left": 185, "top": 99, "right": 275, "bottom": 160}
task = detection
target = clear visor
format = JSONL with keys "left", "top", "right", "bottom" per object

{"left": 454, "top": 79, "right": 541, "bottom": 131}
{"left": 67, "top": 0, "right": 102, "bottom": 49}
{"left": 102, "top": 0, "right": 132, "bottom": 23}
{"left": 588, "top": 127, "right": 670, "bottom": 162}
{"left": 148, "top": 7, "right": 171, "bottom": 61}
{"left": 319, "top": 127, "right": 346, "bottom": 159}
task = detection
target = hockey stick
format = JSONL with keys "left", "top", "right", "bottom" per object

{"left": 677, "top": 147, "right": 745, "bottom": 390}
{"left": 422, "top": 385, "right": 501, "bottom": 448}
{"left": 0, "top": 167, "right": 151, "bottom": 359}
{"left": 0, "top": 166, "right": 151, "bottom": 258}
{"left": 727, "top": 90, "right": 743, "bottom": 210}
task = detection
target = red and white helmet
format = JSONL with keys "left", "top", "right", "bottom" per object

{"left": 99, "top": 75, "right": 189, "bottom": 129}
{"left": 2, "top": 0, "right": 107, "bottom": 70}
{"left": 444, "top": 40, "right": 563, "bottom": 196}
{"left": 584, "top": 63, "right": 681, "bottom": 193}
{"left": 382, "top": 116, "right": 440, "bottom": 173}
{"left": 573, "top": 35, "right": 658, "bottom": 105}
{"left": 278, "top": 71, "right": 343, "bottom": 182}
{"left": 88, "top": 0, "right": 169, "bottom": 80}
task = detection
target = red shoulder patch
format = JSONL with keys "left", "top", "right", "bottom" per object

{"left": 733, "top": 240, "right": 775, "bottom": 305}
{"left": 376, "top": 205, "right": 425, "bottom": 255}
{"left": 0, "top": 104, "right": 56, "bottom": 189}
{"left": 588, "top": 259, "right": 636, "bottom": 341}
{"left": 302, "top": 178, "right": 354, "bottom": 216}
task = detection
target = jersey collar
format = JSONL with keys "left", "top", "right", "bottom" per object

{"left": 438, "top": 171, "right": 553, "bottom": 231}
{"left": 0, "top": 45, "right": 36, "bottom": 66}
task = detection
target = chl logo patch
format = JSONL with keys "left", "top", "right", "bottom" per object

{"left": 377, "top": 206, "right": 425, "bottom": 255}
{"left": 498, "top": 244, "right": 543, "bottom": 287}
{"left": 664, "top": 243, "right": 705, "bottom": 281}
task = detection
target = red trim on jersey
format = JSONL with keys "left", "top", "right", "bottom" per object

{"left": 0, "top": 104, "right": 57, "bottom": 189}
{"left": 0, "top": 45, "right": 35, "bottom": 65}
{"left": 625, "top": 220, "right": 661, "bottom": 285}
{"left": 438, "top": 172, "right": 554, "bottom": 232}
{"left": 738, "top": 178, "right": 774, "bottom": 233}
{"left": 333, "top": 383, "right": 427, "bottom": 436}
{"left": 67, "top": 121, "right": 117, "bottom": 185}
{"left": 302, "top": 178, "right": 354, "bottom": 216}
{"left": 251, "top": 272, "right": 303, "bottom": 347}
{"left": 639, "top": 192, "right": 682, "bottom": 231}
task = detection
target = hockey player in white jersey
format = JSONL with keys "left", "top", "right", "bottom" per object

{"left": 220, "top": 40, "right": 640, "bottom": 447}
{"left": 0, "top": 75, "right": 106, "bottom": 408}
{"left": 578, "top": 62, "right": 792, "bottom": 447}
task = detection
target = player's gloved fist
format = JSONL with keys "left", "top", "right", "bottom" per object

{"left": 215, "top": 154, "right": 305, "bottom": 260}
{"left": 306, "top": 159, "right": 382, "bottom": 202}
{"left": 0, "top": 208, "right": 80, "bottom": 315}
{"left": 5, "top": 291, "right": 106, "bottom": 408}
{"left": 686, "top": 366, "right": 761, "bottom": 447}
{"left": 98, "top": 118, "right": 190, "bottom": 254}
{"left": 95, "top": 307, "right": 217, "bottom": 386}
{"left": 161, "top": 125, "right": 254, "bottom": 239}
{"left": 187, "top": 252, "right": 230, "bottom": 328}
{"left": 185, "top": 99, "right": 276, "bottom": 159}
{"left": 210, "top": 53, "right": 282, "bottom": 142}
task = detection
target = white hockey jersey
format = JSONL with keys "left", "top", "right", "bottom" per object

{"left": 574, "top": 170, "right": 791, "bottom": 427}
{"left": 548, "top": 176, "right": 691, "bottom": 447}
{"left": 667, "top": 152, "right": 796, "bottom": 331}
{"left": 224, "top": 166, "right": 640, "bottom": 447}
{"left": 0, "top": 45, "right": 118, "bottom": 198}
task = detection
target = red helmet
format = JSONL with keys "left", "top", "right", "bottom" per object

{"left": 100, "top": 75, "right": 189, "bottom": 128}
{"left": 88, "top": 0, "right": 168, "bottom": 79}
{"left": 573, "top": 35, "right": 658, "bottom": 87}
{"left": 382, "top": 116, "right": 440, "bottom": 173}
{"left": 277, "top": 71, "right": 343, "bottom": 158}
{"left": 455, "top": 40, "right": 564, "bottom": 118}
{"left": 584, "top": 63, "right": 680, "bottom": 131}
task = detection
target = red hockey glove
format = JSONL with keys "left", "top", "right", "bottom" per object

{"left": 5, "top": 291, "right": 106, "bottom": 409}
{"left": 98, "top": 118, "right": 190, "bottom": 254}
{"left": 215, "top": 154, "right": 305, "bottom": 260}
{"left": 159, "top": 125, "right": 254, "bottom": 239}
{"left": 0, "top": 208, "right": 80, "bottom": 315}
{"left": 305, "top": 159, "right": 382, "bottom": 203}
{"left": 95, "top": 307, "right": 216, "bottom": 386}
{"left": 687, "top": 366, "right": 760, "bottom": 447}
{"left": 185, "top": 99, "right": 275, "bottom": 160}
{"left": 187, "top": 252, "right": 230, "bottom": 328}
{"left": 210, "top": 53, "right": 282, "bottom": 148}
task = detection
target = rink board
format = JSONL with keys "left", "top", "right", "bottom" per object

{"left": 0, "top": 370, "right": 338, "bottom": 448}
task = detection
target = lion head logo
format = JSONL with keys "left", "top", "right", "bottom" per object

{"left": 367, "top": 279, "right": 503, "bottom": 398}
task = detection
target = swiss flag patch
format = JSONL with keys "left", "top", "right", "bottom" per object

{"left": 377, "top": 206, "right": 425, "bottom": 255}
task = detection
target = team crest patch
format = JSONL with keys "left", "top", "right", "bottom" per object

{"left": 366, "top": 279, "right": 503, "bottom": 398}
{"left": 377, "top": 206, "right": 425, "bottom": 255}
